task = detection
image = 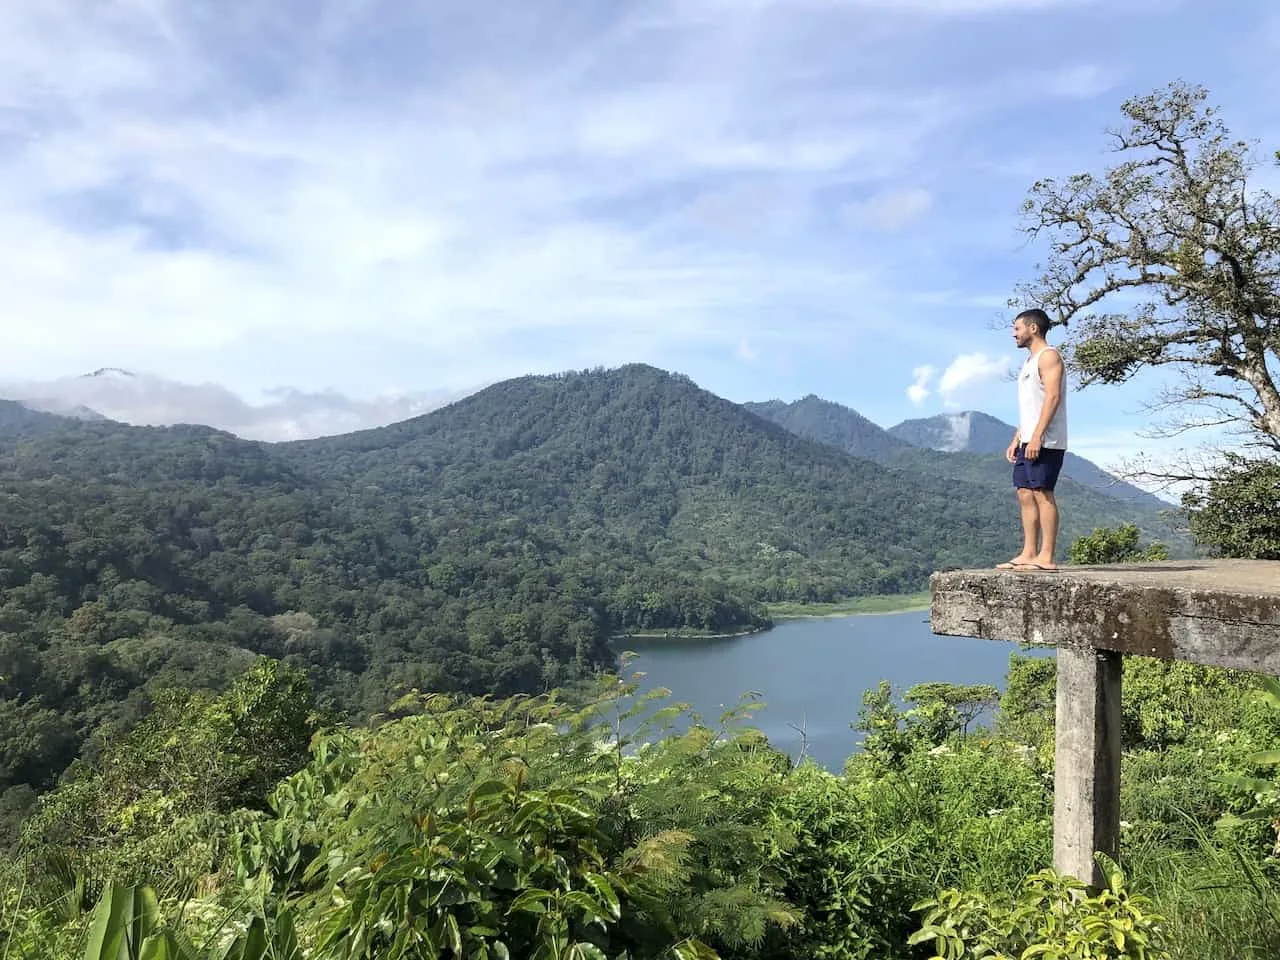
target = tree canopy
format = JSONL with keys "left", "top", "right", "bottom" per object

{"left": 1014, "top": 81, "right": 1280, "bottom": 459}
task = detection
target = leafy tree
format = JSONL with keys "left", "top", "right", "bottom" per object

{"left": 19, "top": 658, "right": 320, "bottom": 892}
{"left": 1013, "top": 81, "right": 1280, "bottom": 465}
{"left": 1069, "top": 523, "right": 1170, "bottom": 565}
{"left": 850, "top": 681, "right": 1000, "bottom": 772}
{"left": 1182, "top": 453, "right": 1280, "bottom": 558}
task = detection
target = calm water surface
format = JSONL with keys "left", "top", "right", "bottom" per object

{"left": 614, "top": 610, "right": 1053, "bottom": 771}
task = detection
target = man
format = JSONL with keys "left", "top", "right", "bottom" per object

{"left": 998, "top": 308, "right": 1068, "bottom": 571}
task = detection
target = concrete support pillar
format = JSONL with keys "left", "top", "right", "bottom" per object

{"left": 1053, "top": 646, "right": 1122, "bottom": 887}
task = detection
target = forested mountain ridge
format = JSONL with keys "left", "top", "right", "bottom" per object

{"left": 741, "top": 396, "right": 914, "bottom": 460}
{"left": 0, "top": 362, "right": 1184, "bottom": 806}
{"left": 280, "top": 364, "right": 1016, "bottom": 587}
{"left": 0, "top": 399, "right": 92, "bottom": 440}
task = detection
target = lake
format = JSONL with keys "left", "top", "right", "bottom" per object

{"left": 613, "top": 610, "right": 1053, "bottom": 771}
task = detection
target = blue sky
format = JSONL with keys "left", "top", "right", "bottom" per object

{"left": 2, "top": 0, "right": 1279, "bottom": 471}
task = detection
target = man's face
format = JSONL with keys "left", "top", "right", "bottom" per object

{"left": 1012, "top": 318, "right": 1033, "bottom": 348}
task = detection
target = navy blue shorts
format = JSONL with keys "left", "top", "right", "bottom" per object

{"left": 1012, "top": 444, "right": 1065, "bottom": 490}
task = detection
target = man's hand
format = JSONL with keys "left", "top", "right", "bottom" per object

{"left": 1005, "top": 439, "right": 1019, "bottom": 464}
{"left": 1024, "top": 434, "right": 1042, "bottom": 461}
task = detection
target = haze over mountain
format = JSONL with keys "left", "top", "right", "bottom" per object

{"left": 0, "top": 368, "right": 478, "bottom": 441}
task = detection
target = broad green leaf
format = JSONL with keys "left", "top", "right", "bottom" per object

{"left": 509, "top": 889, "right": 552, "bottom": 915}
{"left": 583, "top": 873, "right": 621, "bottom": 920}
{"left": 84, "top": 884, "right": 163, "bottom": 960}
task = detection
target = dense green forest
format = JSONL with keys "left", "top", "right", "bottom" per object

{"left": 0, "top": 363, "right": 1176, "bottom": 812}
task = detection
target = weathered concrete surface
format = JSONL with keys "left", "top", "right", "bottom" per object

{"left": 1054, "top": 648, "right": 1122, "bottom": 887}
{"left": 930, "top": 560, "right": 1280, "bottom": 673}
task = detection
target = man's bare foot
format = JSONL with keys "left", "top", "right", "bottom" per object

{"left": 996, "top": 556, "right": 1035, "bottom": 569}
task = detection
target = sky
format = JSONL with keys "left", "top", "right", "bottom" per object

{"left": 2, "top": 0, "right": 1279, "bottom": 472}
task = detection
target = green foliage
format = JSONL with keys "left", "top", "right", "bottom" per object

{"left": 1069, "top": 525, "right": 1169, "bottom": 565}
{"left": 19, "top": 659, "right": 321, "bottom": 894}
{"left": 1120, "top": 658, "right": 1257, "bottom": 752}
{"left": 851, "top": 680, "right": 1000, "bottom": 771}
{"left": 1183, "top": 454, "right": 1280, "bottom": 559}
{"left": 1218, "top": 677, "right": 1280, "bottom": 849}
{"left": 995, "top": 654, "right": 1057, "bottom": 757}
{"left": 911, "top": 857, "right": 1169, "bottom": 959}
{"left": 5, "top": 661, "right": 1278, "bottom": 960}
{"left": 228, "top": 680, "right": 796, "bottom": 960}
{"left": 1123, "top": 833, "right": 1280, "bottom": 960}
{"left": 74, "top": 880, "right": 300, "bottom": 960}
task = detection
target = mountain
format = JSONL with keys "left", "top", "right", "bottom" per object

{"left": 0, "top": 363, "right": 1189, "bottom": 800}
{"left": 888, "top": 411, "right": 1167, "bottom": 510}
{"left": 742, "top": 396, "right": 914, "bottom": 460}
{"left": 281, "top": 364, "right": 1180, "bottom": 583}
{"left": 0, "top": 398, "right": 94, "bottom": 438}
{"left": 16, "top": 398, "right": 108, "bottom": 421}
{"left": 0, "top": 368, "right": 477, "bottom": 441}
{"left": 743, "top": 396, "right": 1183, "bottom": 553}
{"left": 277, "top": 365, "right": 1009, "bottom": 596}
{"left": 889, "top": 410, "right": 1015, "bottom": 455}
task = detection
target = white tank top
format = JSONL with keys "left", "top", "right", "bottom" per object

{"left": 1017, "top": 346, "right": 1068, "bottom": 449}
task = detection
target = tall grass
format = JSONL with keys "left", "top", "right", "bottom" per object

{"left": 1126, "top": 811, "right": 1280, "bottom": 960}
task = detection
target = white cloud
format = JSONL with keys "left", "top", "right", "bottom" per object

{"left": 907, "top": 364, "right": 935, "bottom": 404}
{"left": 937, "top": 353, "right": 1013, "bottom": 408}
{"left": 0, "top": 0, "right": 1234, "bottom": 400}
{"left": 846, "top": 187, "right": 934, "bottom": 232}
{"left": 736, "top": 338, "right": 759, "bottom": 362}
{"left": 0, "top": 369, "right": 476, "bottom": 441}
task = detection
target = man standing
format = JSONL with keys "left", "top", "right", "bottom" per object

{"left": 999, "top": 308, "right": 1068, "bottom": 571}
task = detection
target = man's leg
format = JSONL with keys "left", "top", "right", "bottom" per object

{"left": 1015, "top": 487, "right": 1039, "bottom": 562}
{"left": 1031, "top": 489, "right": 1059, "bottom": 567}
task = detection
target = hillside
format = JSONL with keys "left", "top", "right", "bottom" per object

{"left": 0, "top": 363, "right": 1191, "bottom": 803}
{"left": 282, "top": 364, "right": 1183, "bottom": 584}
{"left": 0, "top": 417, "right": 628, "bottom": 800}
{"left": 742, "top": 396, "right": 913, "bottom": 460}
{"left": 282, "top": 365, "right": 1016, "bottom": 595}
{"left": 0, "top": 398, "right": 88, "bottom": 439}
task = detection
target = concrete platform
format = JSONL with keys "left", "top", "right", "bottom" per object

{"left": 928, "top": 558, "right": 1280, "bottom": 886}
{"left": 930, "top": 559, "right": 1280, "bottom": 673}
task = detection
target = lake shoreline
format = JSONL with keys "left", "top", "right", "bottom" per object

{"left": 611, "top": 593, "right": 930, "bottom": 643}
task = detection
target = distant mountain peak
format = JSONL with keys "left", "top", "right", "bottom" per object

{"left": 85, "top": 367, "right": 138, "bottom": 379}
{"left": 743, "top": 395, "right": 912, "bottom": 461}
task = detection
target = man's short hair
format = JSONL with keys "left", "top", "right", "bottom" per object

{"left": 1015, "top": 308, "right": 1055, "bottom": 336}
